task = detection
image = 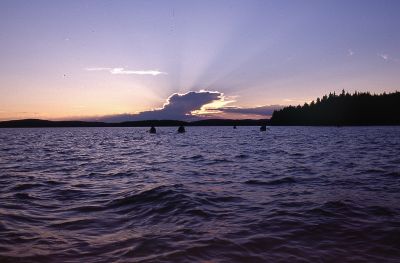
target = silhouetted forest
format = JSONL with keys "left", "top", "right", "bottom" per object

{"left": 270, "top": 91, "right": 400, "bottom": 125}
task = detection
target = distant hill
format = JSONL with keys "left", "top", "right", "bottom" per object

{"left": 270, "top": 91, "right": 400, "bottom": 125}
{"left": 0, "top": 119, "right": 108, "bottom": 128}
{"left": 0, "top": 118, "right": 268, "bottom": 128}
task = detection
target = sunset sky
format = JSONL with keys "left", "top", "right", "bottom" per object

{"left": 1, "top": 0, "right": 399, "bottom": 121}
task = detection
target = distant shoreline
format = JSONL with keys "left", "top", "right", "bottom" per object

{"left": 0, "top": 119, "right": 268, "bottom": 128}
{"left": 1, "top": 118, "right": 400, "bottom": 128}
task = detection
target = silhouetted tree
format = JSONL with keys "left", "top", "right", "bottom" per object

{"left": 270, "top": 91, "right": 400, "bottom": 125}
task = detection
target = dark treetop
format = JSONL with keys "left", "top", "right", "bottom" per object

{"left": 270, "top": 91, "right": 400, "bottom": 126}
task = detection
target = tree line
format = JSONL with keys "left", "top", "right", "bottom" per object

{"left": 270, "top": 90, "right": 400, "bottom": 125}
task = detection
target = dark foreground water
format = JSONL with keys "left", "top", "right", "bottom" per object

{"left": 0, "top": 127, "right": 399, "bottom": 262}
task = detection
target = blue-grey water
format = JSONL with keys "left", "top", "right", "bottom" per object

{"left": 0, "top": 127, "right": 399, "bottom": 262}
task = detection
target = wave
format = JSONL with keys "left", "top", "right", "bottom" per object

{"left": 11, "top": 183, "right": 44, "bottom": 191}
{"left": 1, "top": 126, "right": 400, "bottom": 262}
{"left": 244, "top": 177, "right": 296, "bottom": 186}
{"left": 108, "top": 184, "right": 185, "bottom": 208}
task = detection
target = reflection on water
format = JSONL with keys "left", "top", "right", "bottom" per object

{"left": 0, "top": 127, "right": 399, "bottom": 262}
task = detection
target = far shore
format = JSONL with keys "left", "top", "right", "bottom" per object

{"left": 0, "top": 119, "right": 268, "bottom": 128}
{"left": 1, "top": 118, "right": 400, "bottom": 128}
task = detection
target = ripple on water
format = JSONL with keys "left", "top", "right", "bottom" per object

{"left": 244, "top": 177, "right": 296, "bottom": 186}
{"left": 0, "top": 126, "right": 400, "bottom": 262}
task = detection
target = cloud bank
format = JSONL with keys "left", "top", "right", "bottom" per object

{"left": 213, "top": 105, "right": 282, "bottom": 116}
{"left": 89, "top": 90, "right": 222, "bottom": 122}
{"left": 134, "top": 90, "right": 223, "bottom": 120}
{"left": 86, "top": 67, "right": 167, "bottom": 76}
{"left": 82, "top": 90, "right": 281, "bottom": 122}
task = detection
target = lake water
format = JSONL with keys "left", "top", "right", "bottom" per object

{"left": 0, "top": 127, "right": 399, "bottom": 262}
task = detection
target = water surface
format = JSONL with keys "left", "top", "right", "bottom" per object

{"left": 0, "top": 127, "right": 399, "bottom": 262}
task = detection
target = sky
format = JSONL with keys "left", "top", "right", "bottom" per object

{"left": 1, "top": 0, "right": 399, "bottom": 121}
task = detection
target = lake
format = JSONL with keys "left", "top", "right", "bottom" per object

{"left": 0, "top": 127, "right": 399, "bottom": 262}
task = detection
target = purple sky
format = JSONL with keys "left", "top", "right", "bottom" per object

{"left": 1, "top": 0, "right": 399, "bottom": 121}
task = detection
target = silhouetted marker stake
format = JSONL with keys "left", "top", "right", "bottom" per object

{"left": 177, "top": 125, "right": 185, "bottom": 133}
{"left": 260, "top": 125, "right": 267, "bottom": 132}
{"left": 149, "top": 126, "right": 156, "bottom": 134}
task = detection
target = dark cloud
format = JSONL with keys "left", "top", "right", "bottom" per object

{"left": 135, "top": 90, "right": 222, "bottom": 120}
{"left": 89, "top": 114, "right": 134, "bottom": 123}
{"left": 85, "top": 90, "right": 222, "bottom": 122}
{"left": 216, "top": 105, "right": 283, "bottom": 116}
{"left": 77, "top": 91, "right": 283, "bottom": 122}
